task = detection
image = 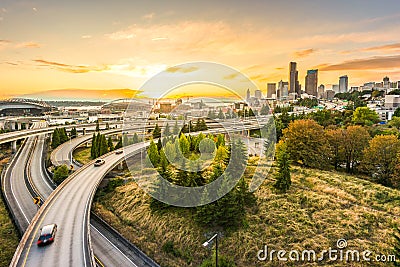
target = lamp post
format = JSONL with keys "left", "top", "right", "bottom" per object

{"left": 202, "top": 233, "right": 218, "bottom": 267}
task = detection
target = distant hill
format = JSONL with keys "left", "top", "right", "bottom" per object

{"left": 21, "top": 88, "right": 142, "bottom": 101}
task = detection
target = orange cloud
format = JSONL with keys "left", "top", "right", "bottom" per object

{"left": 166, "top": 66, "right": 198, "bottom": 73}
{"left": 33, "top": 59, "right": 109, "bottom": 73}
{"left": 16, "top": 42, "right": 41, "bottom": 48}
{"left": 293, "top": 48, "right": 316, "bottom": 58}
{"left": 319, "top": 55, "right": 400, "bottom": 71}
{"left": 363, "top": 43, "right": 400, "bottom": 52}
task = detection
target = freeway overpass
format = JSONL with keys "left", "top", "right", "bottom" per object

{"left": 10, "top": 119, "right": 272, "bottom": 266}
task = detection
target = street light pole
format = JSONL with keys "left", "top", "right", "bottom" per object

{"left": 202, "top": 233, "right": 218, "bottom": 267}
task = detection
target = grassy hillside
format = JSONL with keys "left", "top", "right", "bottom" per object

{"left": 0, "top": 158, "right": 20, "bottom": 266}
{"left": 93, "top": 164, "right": 400, "bottom": 266}
{"left": 72, "top": 146, "right": 91, "bottom": 165}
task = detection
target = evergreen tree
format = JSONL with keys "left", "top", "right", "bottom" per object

{"left": 122, "top": 133, "right": 129, "bottom": 146}
{"left": 153, "top": 123, "right": 161, "bottom": 138}
{"left": 107, "top": 136, "right": 114, "bottom": 151}
{"left": 173, "top": 120, "right": 180, "bottom": 135}
{"left": 51, "top": 128, "right": 60, "bottom": 149}
{"left": 100, "top": 134, "right": 108, "bottom": 155}
{"left": 179, "top": 134, "right": 190, "bottom": 155}
{"left": 163, "top": 123, "right": 171, "bottom": 136}
{"left": 115, "top": 136, "right": 123, "bottom": 149}
{"left": 96, "top": 120, "right": 100, "bottom": 131}
{"left": 70, "top": 127, "right": 77, "bottom": 139}
{"left": 216, "top": 134, "right": 225, "bottom": 147}
{"left": 95, "top": 133, "right": 101, "bottom": 157}
{"left": 59, "top": 128, "right": 68, "bottom": 143}
{"left": 157, "top": 138, "right": 162, "bottom": 151}
{"left": 132, "top": 132, "right": 139, "bottom": 144}
{"left": 148, "top": 140, "right": 160, "bottom": 167}
{"left": 274, "top": 141, "right": 291, "bottom": 193}
{"left": 218, "top": 108, "right": 225, "bottom": 119}
{"left": 260, "top": 104, "right": 270, "bottom": 115}
{"left": 90, "top": 133, "right": 96, "bottom": 158}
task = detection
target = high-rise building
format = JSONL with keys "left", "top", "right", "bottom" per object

{"left": 332, "top": 84, "right": 339, "bottom": 93}
{"left": 278, "top": 80, "right": 289, "bottom": 99}
{"left": 289, "top": 62, "right": 300, "bottom": 97}
{"left": 255, "top": 89, "right": 262, "bottom": 99}
{"left": 317, "top": 84, "right": 325, "bottom": 99}
{"left": 246, "top": 88, "right": 250, "bottom": 101}
{"left": 339, "top": 75, "right": 348, "bottom": 93}
{"left": 383, "top": 76, "right": 390, "bottom": 89}
{"left": 305, "top": 69, "right": 318, "bottom": 96}
{"left": 266, "top": 83, "right": 276, "bottom": 98}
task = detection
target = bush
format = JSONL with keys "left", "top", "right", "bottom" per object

{"left": 53, "top": 164, "right": 69, "bottom": 184}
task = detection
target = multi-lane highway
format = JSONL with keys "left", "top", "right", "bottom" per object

{"left": 1, "top": 116, "right": 274, "bottom": 267}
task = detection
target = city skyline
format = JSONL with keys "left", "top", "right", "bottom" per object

{"left": 1, "top": 0, "right": 400, "bottom": 99}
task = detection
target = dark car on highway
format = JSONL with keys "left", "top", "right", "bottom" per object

{"left": 37, "top": 224, "right": 57, "bottom": 246}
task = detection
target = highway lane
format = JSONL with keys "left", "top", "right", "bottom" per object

{"left": 13, "top": 142, "right": 148, "bottom": 267}
{"left": 0, "top": 122, "right": 122, "bottom": 145}
{"left": 2, "top": 136, "right": 38, "bottom": 232}
{"left": 28, "top": 124, "right": 149, "bottom": 267}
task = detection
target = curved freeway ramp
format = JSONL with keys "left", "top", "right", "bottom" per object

{"left": 11, "top": 142, "right": 148, "bottom": 267}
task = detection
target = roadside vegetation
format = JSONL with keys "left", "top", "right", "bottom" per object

{"left": 0, "top": 155, "right": 21, "bottom": 266}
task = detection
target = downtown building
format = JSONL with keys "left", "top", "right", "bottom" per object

{"left": 339, "top": 75, "right": 348, "bottom": 93}
{"left": 305, "top": 69, "right": 318, "bottom": 97}
{"left": 289, "top": 62, "right": 301, "bottom": 97}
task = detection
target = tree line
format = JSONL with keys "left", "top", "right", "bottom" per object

{"left": 51, "top": 127, "right": 77, "bottom": 149}
{"left": 148, "top": 132, "right": 254, "bottom": 228}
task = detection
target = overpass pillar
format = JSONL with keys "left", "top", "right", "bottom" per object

{"left": 9, "top": 122, "right": 15, "bottom": 131}
{"left": 82, "top": 128, "right": 86, "bottom": 135}
{"left": 17, "top": 122, "right": 22, "bottom": 130}
{"left": 118, "top": 161, "right": 123, "bottom": 170}
{"left": 11, "top": 140, "right": 17, "bottom": 152}
{"left": 247, "top": 129, "right": 250, "bottom": 136}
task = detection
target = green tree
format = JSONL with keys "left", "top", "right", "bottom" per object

{"left": 342, "top": 126, "right": 371, "bottom": 173}
{"left": 217, "top": 108, "right": 224, "bottom": 119}
{"left": 107, "top": 136, "right": 114, "bottom": 151}
{"left": 352, "top": 107, "right": 380, "bottom": 126}
{"left": 394, "top": 107, "right": 400, "bottom": 118}
{"left": 53, "top": 164, "right": 69, "bottom": 184}
{"left": 216, "top": 134, "right": 225, "bottom": 147}
{"left": 179, "top": 134, "right": 190, "bottom": 155}
{"left": 163, "top": 123, "right": 171, "bottom": 136}
{"left": 95, "top": 120, "right": 100, "bottom": 132}
{"left": 361, "top": 135, "right": 400, "bottom": 186}
{"left": 389, "top": 116, "right": 400, "bottom": 130}
{"left": 282, "top": 119, "right": 329, "bottom": 168}
{"left": 260, "top": 104, "right": 270, "bottom": 115}
{"left": 325, "top": 128, "right": 344, "bottom": 170}
{"left": 148, "top": 140, "right": 160, "bottom": 167}
{"left": 132, "top": 132, "right": 139, "bottom": 143}
{"left": 274, "top": 141, "right": 291, "bottom": 192}
{"left": 153, "top": 123, "right": 161, "bottom": 138}
{"left": 173, "top": 121, "right": 180, "bottom": 135}
{"left": 59, "top": 128, "right": 68, "bottom": 143}
{"left": 90, "top": 133, "right": 97, "bottom": 158}
{"left": 115, "top": 136, "right": 123, "bottom": 149}
{"left": 99, "top": 134, "right": 108, "bottom": 155}
{"left": 51, "top": 128, "right": 61, "bottom": 149}
{"left": 70, "top": 127, "right": 77, "bottom": 139}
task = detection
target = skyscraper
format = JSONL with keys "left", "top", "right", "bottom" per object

{"left": 278, "top": 80, "right": 289, "bottom": 99}
{"left": 305, "top": 69, "right": 318, "bottom": 96}
{"left": 339, "top": 75, "right": 348, "bottom": 93}
{"left": 266, "top": 83, "right": 276, "bottom": 98}
{"left": 318, "top": 84, "right": 325, "bottom": 99}
{"left": 289, "top": 62, "right": 300, "bottom": 97}
{"left": 255, "top": 89, "right": 262, "bottom": 99}
{"left": 246, "top": 88, "right": 250, "bottom": 101}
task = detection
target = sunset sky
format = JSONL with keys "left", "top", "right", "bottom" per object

{"left": 1, "top": 0, "right": 400, "bottom": 99}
